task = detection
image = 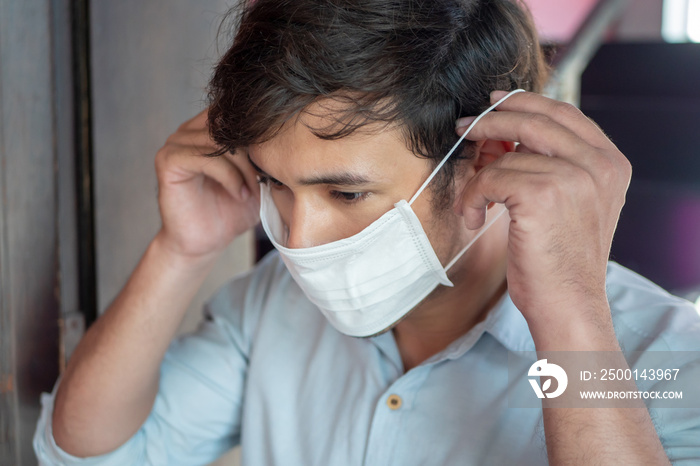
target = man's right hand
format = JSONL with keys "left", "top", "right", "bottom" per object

{"left": 155, "top": 109, "right": 260, "bottom": 260}
{"left": 51, "top": 109, "right": 260, "bottom": 458}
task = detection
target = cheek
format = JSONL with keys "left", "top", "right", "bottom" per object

{"left": 270, "top": 188, "right": 294, "bottom": 226}
{"left": 413, "top": 194, "right": 468, "bottom": 263}
{"left": 328, "top": 200, "right": 401, "bottom": 240}
{"left": 427, "top": 213, "right": 465, "bottom": 262}
{"left": 274, "top": 191, "right": 411, "bottom": 245}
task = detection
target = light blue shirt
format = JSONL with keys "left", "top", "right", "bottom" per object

{"left": 34, "top": 254, "right": 700, "bottom": 465}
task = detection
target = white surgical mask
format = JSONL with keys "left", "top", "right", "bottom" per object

{"left": 260, "top": 89, "right": 523, "bottom": 337}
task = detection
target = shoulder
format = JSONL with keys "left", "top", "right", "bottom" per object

{"left": 605, "top": 261, "right": 700, "bottom": 352}
{"left": 206, "top": 250, "right": 294, "bottom": 316}
{"left": 201, "top": 251, "right": 304, "bottom": 352}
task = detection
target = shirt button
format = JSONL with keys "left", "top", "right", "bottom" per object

{"left": 387, "top": 394, "right": 402, "bottom": 410}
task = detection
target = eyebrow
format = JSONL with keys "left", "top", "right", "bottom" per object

{"left": 248, "top": 154, "right": 372, "bottom": 187}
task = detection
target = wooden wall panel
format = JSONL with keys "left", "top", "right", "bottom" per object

{"left": 0, "top": 0, "right": 61, "bottom": 463}
{"left": 89, "top": 0, "right": 253, "bottom": 332}
{"left": 89, "top": 1, "right": 251, "bottom": 464}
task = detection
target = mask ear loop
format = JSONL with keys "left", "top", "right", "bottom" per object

{"left": 443, "top": 208, "right": 507, "bottom": 271}
{"left": 407, "top": 89, "right": 525, "bottom": 206}
{"left": 405, "top": 89, "right": 525, "bottom": 272}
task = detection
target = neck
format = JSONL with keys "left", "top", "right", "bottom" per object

{"left": 392, "top": 241, "right": 508, "bottom": 372}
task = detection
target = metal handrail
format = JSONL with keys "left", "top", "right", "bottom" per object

{"left": 544, "top": 0, "right": 629, "bottom": 104}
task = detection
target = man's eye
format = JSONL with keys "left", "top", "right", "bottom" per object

{"left": 330, "top": 191, "right": 367, "bottom": 203}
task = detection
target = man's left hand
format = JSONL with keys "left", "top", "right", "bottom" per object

{"left": 455, "top": 90, "right": 632, "bottom": 350}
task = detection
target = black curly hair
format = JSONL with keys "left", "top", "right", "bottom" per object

{"left": 207, "top": 0, "right": 548, "bottom": 207}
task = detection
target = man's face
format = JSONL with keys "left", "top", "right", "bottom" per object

{"left": 247, "top": 103, "right": 473, "bottom": 266}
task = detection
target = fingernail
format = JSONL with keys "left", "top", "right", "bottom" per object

{"left": 490, "top": 90, "right": 509, "bottom": 101}
{"left": 456, "top": 116, "right": 476, "bottom": 129}
{"left": 240, "top": 185, "right": 250, "bottom": 200}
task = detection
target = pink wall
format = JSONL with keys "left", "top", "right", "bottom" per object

{"left": 524, "top": 0, "right": 599, "bottom": 42}
{"left": 524, "top": 0, "right": 664, "bottom": 42}
{"left": 617, "top": 0, "right": 663, "bottom": 40}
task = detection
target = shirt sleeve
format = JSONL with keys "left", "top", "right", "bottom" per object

{"left": 33, "top": 273, "right": 254, "bottom": 466}
{"left": 605, "top": 262, "right": 700, "bottom": 463}
{"left": 649, "top": 359, "right": 700, "bottom": 465}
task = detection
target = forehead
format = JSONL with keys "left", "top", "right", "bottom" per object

{"left": 248, "top": 100, "right": 421, "bottom": 178}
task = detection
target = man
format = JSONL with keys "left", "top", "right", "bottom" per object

{"left": 35, "top": 0, "right": 700, "bottom": 464}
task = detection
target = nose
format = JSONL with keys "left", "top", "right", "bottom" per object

{"left": 284, "top": 199, "right": 336, "bottom": 249}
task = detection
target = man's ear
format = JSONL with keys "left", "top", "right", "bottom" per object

{"left": 473, "top": 139, "right": 515, "bottom": 172}
{"left": 453, "top": 139, "right": 514, "bottom": 216}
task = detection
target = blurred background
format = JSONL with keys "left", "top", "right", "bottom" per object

{"left": 0, "top": 0, "right": 698, "bottom": 464}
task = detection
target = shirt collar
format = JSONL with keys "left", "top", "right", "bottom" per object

{"left": 422, "top": 291, "right": 536, "bottom": 364}
{"left": 484, "top": 291, "right": 536, "bottom": 353}
{"left": 368, "top": 290, "right": 536, "bottom": 370}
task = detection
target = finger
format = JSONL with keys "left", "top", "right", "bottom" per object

{"left": 459, "top": 164, "right": 571, "bottom": 230}
{"left": 223, "top": 150, "right": 261, "bottom": 200}
{"left": 488, "top": 152, "right": 584, "bottom": 178}
{"left": 515, "top": 143, "right": 535, "bottom": 154}
{"left": 159, "top": 146, "right": 250, "bottom": 201}
{"left": 200, "top": 155, "right": 253, "bottom": 201}
{"left": 167, "top": 127, "right": 218, "bottom": 149}
{"left": 456, "top": 110, "right": 597, "bottom": 167}
{"left": 489, "top": 91, "right": 611, "bottom": 149}
{"left": 459, "top": 167, "right": 521, "bottom": 229}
